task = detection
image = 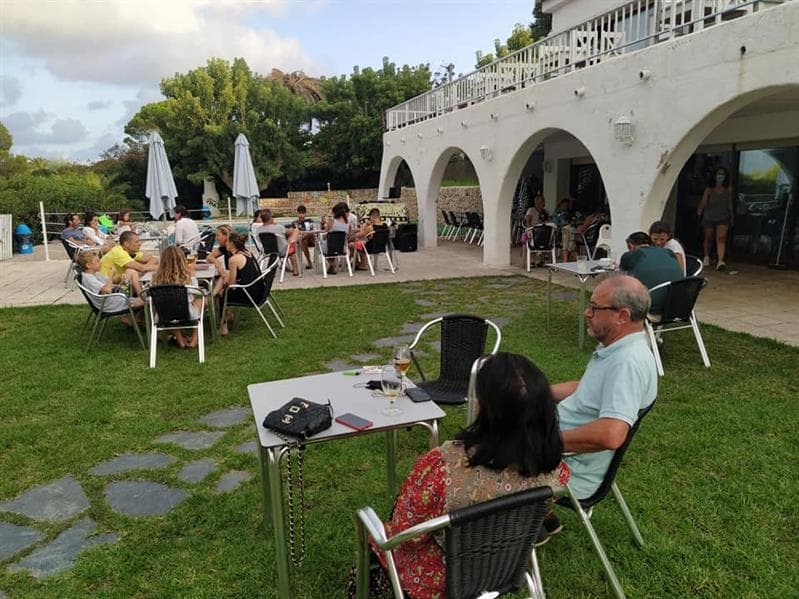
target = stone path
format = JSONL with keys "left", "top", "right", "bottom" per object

{"left": 0, "top": 276, "right": 530, "bottom": 585}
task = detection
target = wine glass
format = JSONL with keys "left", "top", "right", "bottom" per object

{"left": 381, "top": 367, "right": 403, "bottom": 416}
{"left": 393, "top": 345, "right": 411, "bottom": 394}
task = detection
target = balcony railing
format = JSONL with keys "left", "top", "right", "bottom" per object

{"left": 385, "top": 0, "right": 791, "bottom": 131}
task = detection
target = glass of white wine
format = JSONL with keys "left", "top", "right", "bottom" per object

{"left": 381, "top": 367, "right": 403, "bottom": 416}
{"left": 393, "top": 345, "right": 411, "bottom": 395}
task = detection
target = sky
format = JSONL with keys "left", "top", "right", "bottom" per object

{"left": 0, "top": 0, "right": 535, "bottom": 162}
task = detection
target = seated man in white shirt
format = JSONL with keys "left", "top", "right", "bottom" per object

{"left": 255, "top": 209, "right": 300, "bottom": 276}
{"left": 649, "top": 220, "right": 686, "bottom": 275}
{"left": 173, "top": 205, "right": 201, "bottom": 254}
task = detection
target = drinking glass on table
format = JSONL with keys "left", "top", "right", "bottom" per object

{"left": 381, "top": 367, "right": 403, "bottom": 416}
{"left": 393, "top": 345, "right": 411, "bottom": 394}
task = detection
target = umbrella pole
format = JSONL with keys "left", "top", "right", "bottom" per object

{"left": 227, "top": 197, "right": 232, "bottom": 226}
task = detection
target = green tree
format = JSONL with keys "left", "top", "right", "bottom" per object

{"left": 126, "top": 57, "right": 311, "bottom": 195}
{"left": 308, "top": 58, "right": 431, "bottom": 188}
{"left": 0, "top": 121, "right": 29, "bottom": 178}
{"left": 474, "top": 7, "right": 551, "bottom": 69}
{"left": 92, "top": 138, "right": 148, "bottom": 200}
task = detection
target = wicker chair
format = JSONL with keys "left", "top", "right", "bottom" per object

{"left": 220, "top": 253, "right": 283, "bottom": 338}
{"left": 556, "top": 401, "right": 657, "bottom": 599}
{"left": 355, "top": 485, "right": 563, "bottom": 599}
{"left": 409, "top": 314, "right": 501, "bottom": 405}
{"left": 143, "top": 284, "right": 206, "bottom": 368}
{"left": 359, "top": 228, "right": 395, "bottom": 276}
{"left": 258, "top": 231, "right": 292, "bottom": 283}
{"left": 74, "top": 273, "right": 146, "bottom": 351}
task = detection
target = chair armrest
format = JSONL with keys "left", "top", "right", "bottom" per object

{"left": 356, "top": 506, "right": 451, "bottom": 552}
{"left": 408, "top": 318, "right": 442, "bottom": 351}
{"left": 648, "top": 281, "right": 672, "bottom": 293}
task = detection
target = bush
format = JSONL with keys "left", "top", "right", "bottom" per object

{"left": 0, "top": 171, "right": 139, "bottom": 243}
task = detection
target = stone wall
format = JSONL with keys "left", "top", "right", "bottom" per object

{"left": 258, "top": 186, "right": 483, "bottom": 225}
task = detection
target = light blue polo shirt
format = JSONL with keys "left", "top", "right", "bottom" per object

{"left": 558, "top": 331, "right": 657, "bottom": 499}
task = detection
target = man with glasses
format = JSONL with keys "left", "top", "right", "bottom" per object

{"left": 548, "top": 274, "right": 657, "bottom": 511}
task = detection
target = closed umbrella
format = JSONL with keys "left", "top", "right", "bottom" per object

{"left": 145, "top": 131, "right": 178, "bottom": 221}
{"left": 232, "top": 133, "right": 260, "bottom": 217}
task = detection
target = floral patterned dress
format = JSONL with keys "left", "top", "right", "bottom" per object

{"left": 372, "top": 441, "right": 570, "bottom": 599}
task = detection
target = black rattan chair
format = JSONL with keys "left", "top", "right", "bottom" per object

{"left": 441, "top": 210, "right": 454, "bottom": 238}
{"left": 220, "top": 253, "right": 283, "bottom": 338}
{"left": 526, "top": 224, "right": 557, "bottom": 271}
{"left": 258, "top": 231, "right": 292, "bottom": 283}
{"left": 355, "top": 485, "right": 563, "bottom": 599}
{"left": 75, "top": 273, "right": 146, "bottom": 351}
{"left": 321, "top": 230, "right": 352, "bottom": 278}
{"left": 144, "top": 284, "right": 206, "bottom": 368}
{"left": 577, "top": 221, "right": 601, "bottom": 260}
{"left": 685, "top": 254, "right": 703, "bottom": 277}
{"left": 360, "top": 228, "right": 395, "bottom": 276}
{"left": 409, "top": 314, "right": 501, "bottom": 405}
{"left": 646, "top": 277, "right": 710, "bottom": 376}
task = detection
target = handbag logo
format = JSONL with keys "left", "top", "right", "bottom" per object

{"left": 282, "top": 414, "right": 294, "bottom": 424}
{"left": 289, "top": 405, "right": 302, "bottom": 414}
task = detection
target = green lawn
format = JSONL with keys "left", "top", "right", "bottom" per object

{"left": 0, "top": 276, "right": 797, "bottom": 598}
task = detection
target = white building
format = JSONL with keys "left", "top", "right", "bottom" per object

{"left": 379, "top": 0, "right": 799, "bottom": 268}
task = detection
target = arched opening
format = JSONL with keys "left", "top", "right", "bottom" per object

{"left": 496, "top": 127, "right": 612, "bottom": 269}
{"left": 651, "top": 85, "right": 799, "bottom": 268}
{"left": 378, "top": 154, "right": 419, "bottom": 225}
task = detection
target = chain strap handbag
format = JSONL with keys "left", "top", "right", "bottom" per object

{"left": 263, "top": 398, "right": 333, "bottom": 566}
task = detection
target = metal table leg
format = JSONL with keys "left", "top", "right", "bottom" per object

{"left": 546, "top": 267, "right": 552, "bottom": 331}
{"left": 265, "top": 446, "right": 292, "bottom": 599}
{"left": 578, "top": 276, "right": 588, "bottom": 349}
{"left": 257, "top": 445, "right": 272, "bottom": 532}
{"left": 385, "top": 429, "right": 398, "bottom": 500}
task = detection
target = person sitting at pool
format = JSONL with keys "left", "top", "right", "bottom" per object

{"left": 115, "top": 209, "right": 137, "bottom": 234}
{"left": 82, "top": 211, "right": 115, "bottom": 253}
{"left": 213, "top": 232, "right": 265, "bottom": 336}
{"left": 150, "top": 246, "right": 203, "bottom": 348}
{"left": 367, "top": 352, "right": 569, "bottom": 599}
{"left": 353, "top": 208, "right": 388, "bottom": 270}
{"left": 76, "top": 252, "right": 144, "bottom": 323}
{"left": 255, "top": 209, "right": 300, "bottom": 276}
{"left": 100, "top": 231, "right": 159, "bottom": 297}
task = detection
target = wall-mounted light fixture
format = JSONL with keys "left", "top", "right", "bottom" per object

{"left": 639, "top": 69, "right": 651, "bottom": 81}
{"left": 417, "top": 133, "right": 423, "bottom": 139}
{"left": 436, "top": 127, "right": 444, "bottom": 135}
{"left": 574, "top": 86, "right": 586, "bottom": 98}
{"left": 614, "top": 115, "right": 634, "bottom": 146}
{"left": 525, "top": 101, "right": 536, "bottom": 111}
{"left": 490, "top": 112, "right": 499, "bottom": 121}
{"left": 479, "top": 146, "right": 493, "bottom": 161}
{"left": 400, "top": 137, "right": 406, "bottom": 144}
{"left": 460, "top": 121, "right": 468, "bottom": 128}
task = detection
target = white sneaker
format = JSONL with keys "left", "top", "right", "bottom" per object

{"left": 703, "top": 256, "right": 710, "bottom": 267}
{"left": 716, "top": 260, "right": 726, "bottom": 271}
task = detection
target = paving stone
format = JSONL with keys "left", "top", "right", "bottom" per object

{"left": 154, "top": 431, "right": 225, "bottom": 451}
{"left": 8, "top": 518, "right": 117, "bottom": 579}
{"left": 198, "top": 406, "right": 251, "bottom": 429}
{"left": 89, "top": 453, "right": 175, "bottom": 476}
{"left": 104, "top": 481, "right": 188, "bottom": 517}
{"left": 215, "top": 471, "right": 251, "bottom": 493}
{"left": 414, "top": 299, "right": 436, "bottom": 307}
{"left": 0, "top": 476, "right": 89, "bottom": 523}
{"left": 178, "top": 459, "right": 217, "bottom": 484}
{"left": 325, "top": 359, "right": 359, "bottom": 372}
{"left": 350, "top": 353, "right": 380, "bottom": 363}
{"left": 0, "top": 591, "right": 7, "bottom": 598}
{"left": 234, "top": 441, "right": 259, "bottom": 456}
{"left": 419, "top": 312, "right": 447, "bottom": 320}
{"left": 372, "top": 334, "right": 416, "bottom": 348}
{"left": 0, "top": 522, "right": 43, "bottom": 561}
{"left": 399, "top": 322, "right": 424, "bottom": 335}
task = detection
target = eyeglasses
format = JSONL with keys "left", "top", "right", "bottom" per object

{"left": 586, "top": 303, "right": 619, "bottom": 316}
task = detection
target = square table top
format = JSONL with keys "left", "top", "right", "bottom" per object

{"left": 248, "top": 370, "right": 446, "bottom": 449}
{"left": 550, "top": 260, "right": 616, "bottom": 276}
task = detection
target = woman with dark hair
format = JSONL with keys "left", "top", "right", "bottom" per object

{"left": 213, "top": 232, "right": 265, "bottom": 335}
{"left": 116, "top": 209, "right": 136, "bottom": 234}
{"left": 323, "top": 202, "right": 353, "bottom": 274}
{"left": 697, "top": 165, "right": 733, "bottom": 270}
{"left": 368, "top": 353, "right": 569, "bottom": 599}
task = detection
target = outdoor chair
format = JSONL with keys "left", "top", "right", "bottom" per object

{"left": 526, "top": 223, "right": 557, "bottom": 271}
{"left": 75, "top": 273, "right": 146, "bottom": 351}
{"left": 62, "top": 239, "right": 89, "bottom": 289}
{"left": 594, "top": 224, "right": 612, "bottom": 257}
{"left": 198, "top": 229, "right": 216, "bottom": 259}
{"left": 441, "top": 210, "right": 455, "bottom": 238}
{"left": 685, "top": 254, "right": 703, "bottom": 277}
{"left": 220, "top": 253, "right": 283, "bottom": 338}
{"left": 465, "top": 212, "right": 484, "bottom": 245}
{"left": 447, "top": 211, "right": 465, "bottom": 241}
{"left": 577, "top": 222, "right": 601, "bottom": 260}
{"left": 409, "top": 314, "right": 501, "bottom": 405}
{"left": 143, "top": 284, "right": 206, "bottom": 368}
{"left": 646, "top": 277, "right": 710, "bottom": 376}
{"left": 354, "top": 485, "right": 563, "bottom": 599}
{"left": 555, "top": 401, "right": 657, "bottom": 599}
{"left": 359, "top": 228, "right": 396, "bottom": 276}
{"left": 321, "top": 230, "right": 353, "bottom": 278}
{"left": 258, "top": 232, "right": 292, "bottom": 283}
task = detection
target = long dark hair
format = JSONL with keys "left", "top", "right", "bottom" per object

{"left": 456, "top": 353, "right": 562, "bottom": 477}
{"left": 228, "top": 232, "right": 248, "bottom": 252}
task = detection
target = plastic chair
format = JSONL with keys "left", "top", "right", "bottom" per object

{"left": 354, "top": 485, "right": 563, "bottom": 599}
{"left": 360, "top": 228, "right": 395, "bottom": 276}
{"left": 144, "top": 284, "right": 205, "bottom": 368}
{"left": 646, "top": 277, "right": 710, "bottom": 376}
{"left": 409, "top": 314, "right": 501, "bottom": 405}
{"left": 321, "top": 230, "right": 353, "bottom": 278}
{"left": 220, "top": 253, "right": 283, "bottom": 338}
{"left": 75, "top": 274, "right": 146, "bottom": 351}
{"left": 525, "top": 224, "right": 557, "bottom": 271}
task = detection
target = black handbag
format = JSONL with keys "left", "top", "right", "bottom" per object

{"left": 263, "top": 397, "right": 333, "bottom": 440}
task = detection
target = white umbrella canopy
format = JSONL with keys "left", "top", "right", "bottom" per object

{"left": 232, "top": 133, "right": 260, "bottom": 217}
{"left": 145, "top": 132, "right": 178, "bottom": 221}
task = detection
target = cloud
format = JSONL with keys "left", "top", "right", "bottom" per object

{"left": 116, "top": 86, "right": 164, "bottom": 128}
{"left": 4, "top": 110, "right": 88, "bottom": 145}
{"left": 87, "top": 100, "right": 113, "bottom": 111}
{"left": 0, "top": 76, "right": 22, "bottom": 107}
{"left": 3, "top": 0, "right": 318, "bottom": 88}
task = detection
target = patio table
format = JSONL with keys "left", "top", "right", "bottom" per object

{"left": 547, "top": 260, "right": 615, "bottom": 349}
{"left": 248, "top": 370, "right": 445, "bottom": 599}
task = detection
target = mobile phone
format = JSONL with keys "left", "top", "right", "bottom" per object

{"left": 335, "top": 413, "right": 373, "bottom": 431}
{"left": 406, "top": 387, "right": 431, "bottom": 403}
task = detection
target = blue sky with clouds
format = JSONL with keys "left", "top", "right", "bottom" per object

{"left": 0, "top": 0, "right": 534, "bottom": 162}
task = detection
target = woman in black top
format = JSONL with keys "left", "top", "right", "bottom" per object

{"left": 214, "top": 232, "right": 265, "bottom": 335}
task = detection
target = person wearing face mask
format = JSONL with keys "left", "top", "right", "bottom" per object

{"left": 697, "top": 166, "right": 734, "bottom": 271}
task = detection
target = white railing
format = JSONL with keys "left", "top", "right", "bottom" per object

{"left": 386, "top": 0, "right": 790, "bottom": 130}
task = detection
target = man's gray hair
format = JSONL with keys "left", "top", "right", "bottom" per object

{"left": 602, "top": 273, "right": 650, "bottom": 321}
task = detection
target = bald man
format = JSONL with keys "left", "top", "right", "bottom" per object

{"left": 551, "top": 274, "right": 657, "bottom": 501}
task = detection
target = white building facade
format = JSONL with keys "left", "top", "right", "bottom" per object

{"left": 379, "top": 0, "right": 799, "bottom": 267}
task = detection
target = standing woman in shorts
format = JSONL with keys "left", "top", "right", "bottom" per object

{"left": 697, "top": 166, "right": 734, "bottom": 270}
